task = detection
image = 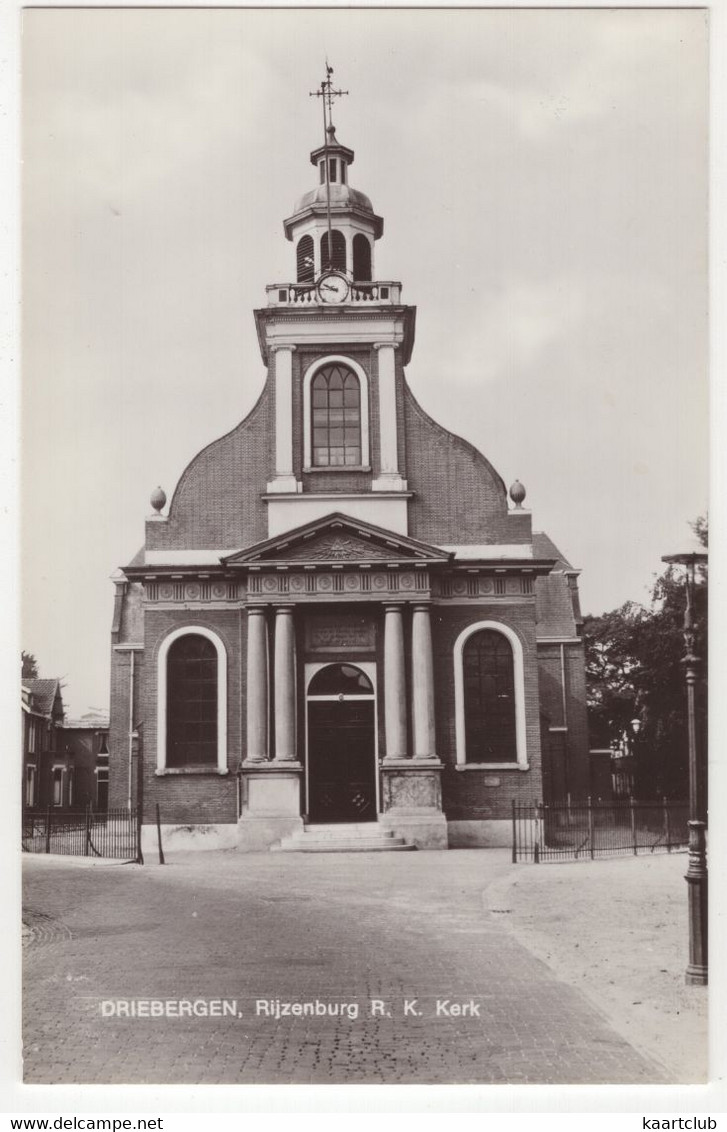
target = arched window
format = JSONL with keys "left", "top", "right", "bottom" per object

{"left": 311, "top": 363, "right": 361, "bottom": 467}
{"left": 462, "top": 630, "right": 516, "bottom": 763}
{"left": 166, "top": 634, "right": 218, "bottom": 767}
{"left": 308, "top": 663, "right": 374, "bottom": 697}
{"left": 353, "top": 234, "right": 372, "bottom": 282}
{"left": 321, "top": 229, "right": 346, "bottom": 273}
{"left": 453, "top": 622, "right": 528, "bottom": 768}
{"left": 296, "top": 235, "right": 314, "bottom": 283}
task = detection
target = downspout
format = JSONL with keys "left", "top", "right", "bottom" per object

{"left": 127, "top": 649, "right": 135, "bottom": 810}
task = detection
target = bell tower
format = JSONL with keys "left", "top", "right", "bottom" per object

{"left": 255, "top": 68, "right": 415, "bottom": 537}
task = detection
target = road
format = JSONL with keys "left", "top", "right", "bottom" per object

{"left": 23, "top": 849, "right": 667, "bottom": 1085}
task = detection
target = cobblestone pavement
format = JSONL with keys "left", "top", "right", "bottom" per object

{"left": 22, "top": 850, "right": 668, "bottom": 1086}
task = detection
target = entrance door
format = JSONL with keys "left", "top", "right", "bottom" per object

{"left": 307, "top": 663, "right": 377, "bottom": 823}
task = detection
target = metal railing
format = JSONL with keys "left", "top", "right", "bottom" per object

{"left": 512, "top": 798, "right": 689, "bottom": 863}
{"left": 22, "top": 807, "right": 141, "bottom": 861}
{"left": 266, "top": 281, "right": 402, "bottom": 306}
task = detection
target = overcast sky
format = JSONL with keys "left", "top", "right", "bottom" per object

{"left": 21, "top": 7, "right": 709, "bottom": 716}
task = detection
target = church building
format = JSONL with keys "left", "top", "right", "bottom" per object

{"left": 108, "top": 80, "right": 589, "bottom": 853}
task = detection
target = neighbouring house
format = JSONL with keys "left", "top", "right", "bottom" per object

{"left": 21, "top": 678, "right": 66, "bottom": 809}
{"left": 61, "top": 712, "right": 111, "bottom": 812}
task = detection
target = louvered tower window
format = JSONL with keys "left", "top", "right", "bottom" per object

{"left": 311, "top": 363, "right": 361, "bottom": 467}
{"left": 167, "top": 634, "right": 218, "bottom": 767}
{"left": 321, "top": 229, "right": 346, "bottom": 273}
{"left": 463, "top": 630, "right": 517, "bottom": 763}
{"left": 353, "top": 234, "right": 372, "bottom": 282}
{"left": 296, "top": 235, "right": 314, "bottom": 283}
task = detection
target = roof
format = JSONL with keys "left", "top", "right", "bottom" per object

{"left": 22, "top": 678, "right": 63, "bottom": 718}
{"left": 442, "top": 544, "right": 534, "bottom": 561}
{"left": 64, "top": 712, "right": 109, "bottom": 730}
{"left": 532, "top": 532, "right": 575, "bottom": 571}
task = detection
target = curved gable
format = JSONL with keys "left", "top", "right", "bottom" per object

{"left": 403, "top": 382, "right": 511, "bottom": 544}
{"left": 147, "top": 383, "right": 271, "bottom": 551}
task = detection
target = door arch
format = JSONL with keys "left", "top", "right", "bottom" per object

{"left": 305, "top": 662, "right": 378, "bottom": 823}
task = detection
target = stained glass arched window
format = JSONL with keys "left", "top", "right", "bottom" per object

{"left": 311, "top": 363, "right": 361, "bottom": 467}
{"left": 167, "top": 634, "right": 218, "bottom": 767}
{"left": 463, "top": 630, "right": 516, "bottom": 763}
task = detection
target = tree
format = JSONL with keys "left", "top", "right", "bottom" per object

{"left": 583, "top": 516, "right": 707, "bottom": 800}
{"left": 21, "top": 652, "right": 39, "bottom": 680}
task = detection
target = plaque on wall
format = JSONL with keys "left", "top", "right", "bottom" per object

{"left": 305, "top": 612, "right": 376, "bottom": 653}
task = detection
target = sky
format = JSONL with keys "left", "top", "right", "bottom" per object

{"left": 20, "top": 7, "right": 709, "bottom": 717}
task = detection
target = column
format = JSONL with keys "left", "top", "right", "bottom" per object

{"left": 372, "top": 342, "right": 406, "bottom": 491}
{"left": 274, "top": 607, "right": 297, "bottom": 761}
{"left": 245, "top": 607, "right": 268, "bottom": 762}
{"left": 411, "top": 604, "right": 437, "bottom": 760}
{"left": 267, "top": 345, "right": 298, "bottom": 493}
{"left": 383, "top": 604, "right": 408, "bottom": 761}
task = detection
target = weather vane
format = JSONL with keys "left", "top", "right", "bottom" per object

{"left": 309, "top": 64, "right": 349, "bottom": 273}
{"left": 309, "top": 62, "right": 348, "bottom": 134}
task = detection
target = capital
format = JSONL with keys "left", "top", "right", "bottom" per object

{"left": 373, "top": 341, "right": 399, "bottom": 352}
{"left": 270, "top": 343, "right": 297, "bottom": 355}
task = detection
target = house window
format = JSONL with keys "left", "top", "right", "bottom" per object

{"left": 296, "top": 235, "right": 314, "bottom": 283}
{"left": 321, "top": 229, "right": 346, "bottom": 273}
{"left": 311, "top": 363, "right": 361, "bottom": 467}
{"left": 53, "top": 768, "right": 63, "bottom": 807}
{"left": 453, "top": 622, "right": 528, "bottom": 769}
{"left": 68, "top": 769, "right": 74, "bottom": 808}
{"left": 166, "top": 634, "right": 218, "bottom": 767}
{"left": 25, "top": 765, "right": 36, "bottom": 807}
{"left": 353, "top": 234, "right": 372, "bottom": 282}
{"left": 28, "top": 718, "right": 36, "bottom": 754}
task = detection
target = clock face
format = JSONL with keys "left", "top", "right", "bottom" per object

{"left": 317, "top": 272, "right": 349, "bottom": 304}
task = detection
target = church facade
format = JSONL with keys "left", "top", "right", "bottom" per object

{"left": 108, "top": 106, "right": 589, "bottom": 852}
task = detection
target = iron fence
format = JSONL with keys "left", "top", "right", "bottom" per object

{"left": 512, "top": 798, "right": 689, "bottom": 863}
{"left": 22, "top": 807, "right": 141, "bottom": 861}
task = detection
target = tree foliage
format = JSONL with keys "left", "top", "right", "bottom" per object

{"left": 21, "top": 651, "right": 39, "bottom": 679}
{"left": 582, "top": 517, "right": 707, "bottom": 799}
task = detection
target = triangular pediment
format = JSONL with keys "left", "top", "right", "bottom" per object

{"left": 222, "top": 513, "right": 451, "bottom": 567}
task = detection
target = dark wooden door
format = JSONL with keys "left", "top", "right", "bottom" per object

{"left": 308, "top": 699, "right": 376, "bottom": 822}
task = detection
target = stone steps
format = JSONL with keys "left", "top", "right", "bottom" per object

{"left": 274, "top": 824, "right": 416, "bottom": 853}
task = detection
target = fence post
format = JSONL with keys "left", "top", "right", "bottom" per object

{"left": 45, "top": 806, "right": 52, "bottom": 854}
{"left": 511, "top": 800, "right": 517, "bottom": 864}
{"left": 84, "top": 806, "right": 91, "bottom": 856}
{"left": 156, "top": 803, "right": 165, "bottom": 866}
{"left": 534, "top": 803, "right": 541, "bottom": 864}
{"left": 588, "top": 796, "right": 595, "bottom": 859}
{"left": 630, "top": 795, "right": 638, "bottom": 855}
{"left": 135, "top": 807, "right": 144, "bottom": 865}
{"left": 663, "top": 795, "right": 671, "bottom": 852}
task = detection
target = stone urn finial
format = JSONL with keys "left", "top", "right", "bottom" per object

{"left": 509, "top": 479, "right": 526, "bottom": 509}
{"left": 150, "top": 486, "right": 167, "bottom": 514}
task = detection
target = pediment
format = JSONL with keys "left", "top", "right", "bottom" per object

{"left": 222, "top": 513, "right": 450, "bottom": 567}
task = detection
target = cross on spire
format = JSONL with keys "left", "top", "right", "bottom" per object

{"left": 309, "top": 63, "right": 348, "bottom": 133}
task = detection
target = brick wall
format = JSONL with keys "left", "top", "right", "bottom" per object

{"left": 137, "top": 608, "right": 243, "bottom": 824}
{"left": 403, "top": 384, "right": 523, "bottom": 545}
{"left": 431, "top": 604, "right": 543, "bottom": 820}
{"left": 146, "top": 387, "right": 271, "bottom": 551}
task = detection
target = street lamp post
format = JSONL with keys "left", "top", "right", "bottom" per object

{"left": 662, "top": 547, "right": 708, "bottom": 986}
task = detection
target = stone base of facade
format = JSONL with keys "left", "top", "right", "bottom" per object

{"left": 141, "top": 823, "right": 238, "bottom": 855}
{"left": 238, "top": 762, "right": 304, "bottom": 850}
{"left": 237, "top": 815, "right": 305, "bottom": 851}
{"left": 446, "top": 819, "right": 512, "bottom": 848}
{"left": 379, "top": 811, "right": 448, "bottom": 850}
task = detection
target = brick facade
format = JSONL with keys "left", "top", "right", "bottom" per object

{"left": 108, "top": 121, "right": 590, "bottom": 847}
